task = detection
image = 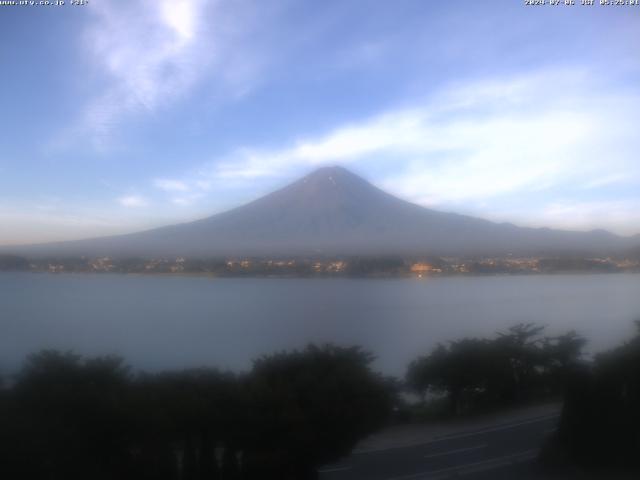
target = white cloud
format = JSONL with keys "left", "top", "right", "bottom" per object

{"left": 76, "top": 0, "right": 211, "bottom": 148}
{"left": 171, "top": 197, "right": 191, "bottom": 206}
{"left": 539, "top": 200, "right": 640, "bottom": 236}
{"left": 170, "top": 192, "right": 205, "bottom": 206}
{"left": 581, "top": 173, "right": 631, "bottom": 190}
{"left": 208, "top": 67, "right": 639, "bottom": 205}
{"left": 150, "top": 173, "right": 217, "bottom": 206}
{"left": 152, "top": 66, "right": 637, "bottom": 234}
{"left": 154, "top": 179, "right": 190, "bottom": 192}
{"left": 53, "top": 0, "right": 271, "bottom": 151}
{"left": 118, "top": 195, "right": 149, "bottom": 208}
{"left": 94, "top": 66, "right": 637, "bottom": 235}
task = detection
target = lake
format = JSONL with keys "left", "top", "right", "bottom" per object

{"left": 1, "top": 273, "right": 639, "bottom": 377}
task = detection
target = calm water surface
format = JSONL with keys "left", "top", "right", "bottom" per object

{"left": 1, "top": 273, "right": 639, "bottom": 376}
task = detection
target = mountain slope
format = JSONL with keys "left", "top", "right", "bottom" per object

{"left": 5, "top": 167, "right": 637, "bottom": 258}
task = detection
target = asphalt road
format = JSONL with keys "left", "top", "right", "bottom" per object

{"left": 318, "top": 413, "right": 559, "bottom": 480}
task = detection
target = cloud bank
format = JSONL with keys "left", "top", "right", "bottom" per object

{"left": 152, "top": 67, "right": 639, "bottom": 234}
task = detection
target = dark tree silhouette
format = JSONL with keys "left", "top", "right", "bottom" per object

{"left": 127, "top": 368, "right": 243, "bottom": 480}
{"left": 1, "top": 351, "right": 131, "bottom": 479}
{"left": 547, "top": 321, "right": 640, "bottom": 474}
{"left": 345, "top": 256, "right": 406, "bottom": 276}
{"left": 244, "top": 344, "right": 393, "bottom": 479}
{"left": 0, "top": 254, "right": 29, "bottom": 270}
{"left": 0, "top": 344, "right": 392, "bottom": 479}
{"left": 407, "top": 339, "right": 495, "bottom": 415}
{"left": 407, "top": 324, "right": 586, "bottom": 416}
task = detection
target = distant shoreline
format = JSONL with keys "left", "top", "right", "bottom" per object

{"left": 2, "top": 252, "right": 639, "bottom": 278}
{"left": 2, "top": 269, "right": 639, "bottom": 279}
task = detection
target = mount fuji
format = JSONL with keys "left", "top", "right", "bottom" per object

{"left": 5, "top": 167, "right": 638, "bottom": 258}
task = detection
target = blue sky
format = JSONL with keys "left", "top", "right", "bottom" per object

{"left": 0, "top": 0, "right": 639, "bottom": 245}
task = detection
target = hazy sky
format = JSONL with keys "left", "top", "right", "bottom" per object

{"left": 1, "top": 0, "right": 639, "bottom": 245}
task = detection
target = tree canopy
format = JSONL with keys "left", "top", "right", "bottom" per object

{"left": 0, "top": 344, "right": 393, "bottom": 480}
{"left": 406, "top": 323, "right": 586, "bottom": 415}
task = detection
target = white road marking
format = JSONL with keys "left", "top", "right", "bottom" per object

{"left": 443, "top": 449, "right": 538, "bottom": 478}
{"left": 317, "top": 466, "right": 352, "bottom": 473}
{"left": 355, "top": 413, "right": 559, "bottom": 455}
{"left": 423, "top": 444, "right": 487, "bottom": 460}
{"left": 385, "top": 449, "right": 538, "bottom": 480}
{"left": 432, "top": 414, "right": 559, "bottom": 442}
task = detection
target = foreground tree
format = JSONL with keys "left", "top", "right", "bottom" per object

{"left": 127, "top": 368, "right": 242, "bottom": 480}
{"left": 1, "top": 350, "right": 132, "bottom": 479}
{"left": 244, "top": 344, "right": 393, "bottom": 479}
{"left": 0, "top": 344, "right": 392, "bottom": 479}
{"left": 407, "top": 324, "right": 586, "bottom": 416}
{"left": 546, "top": 321, "right": 640, "bottom": 473}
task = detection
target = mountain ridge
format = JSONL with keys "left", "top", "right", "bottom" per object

{"left": 3, "top": 166, "right": 638, "bottom": 258}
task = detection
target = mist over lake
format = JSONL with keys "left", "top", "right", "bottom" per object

{"left": 1, "top": 272, "right": 639, "bottom": 377}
